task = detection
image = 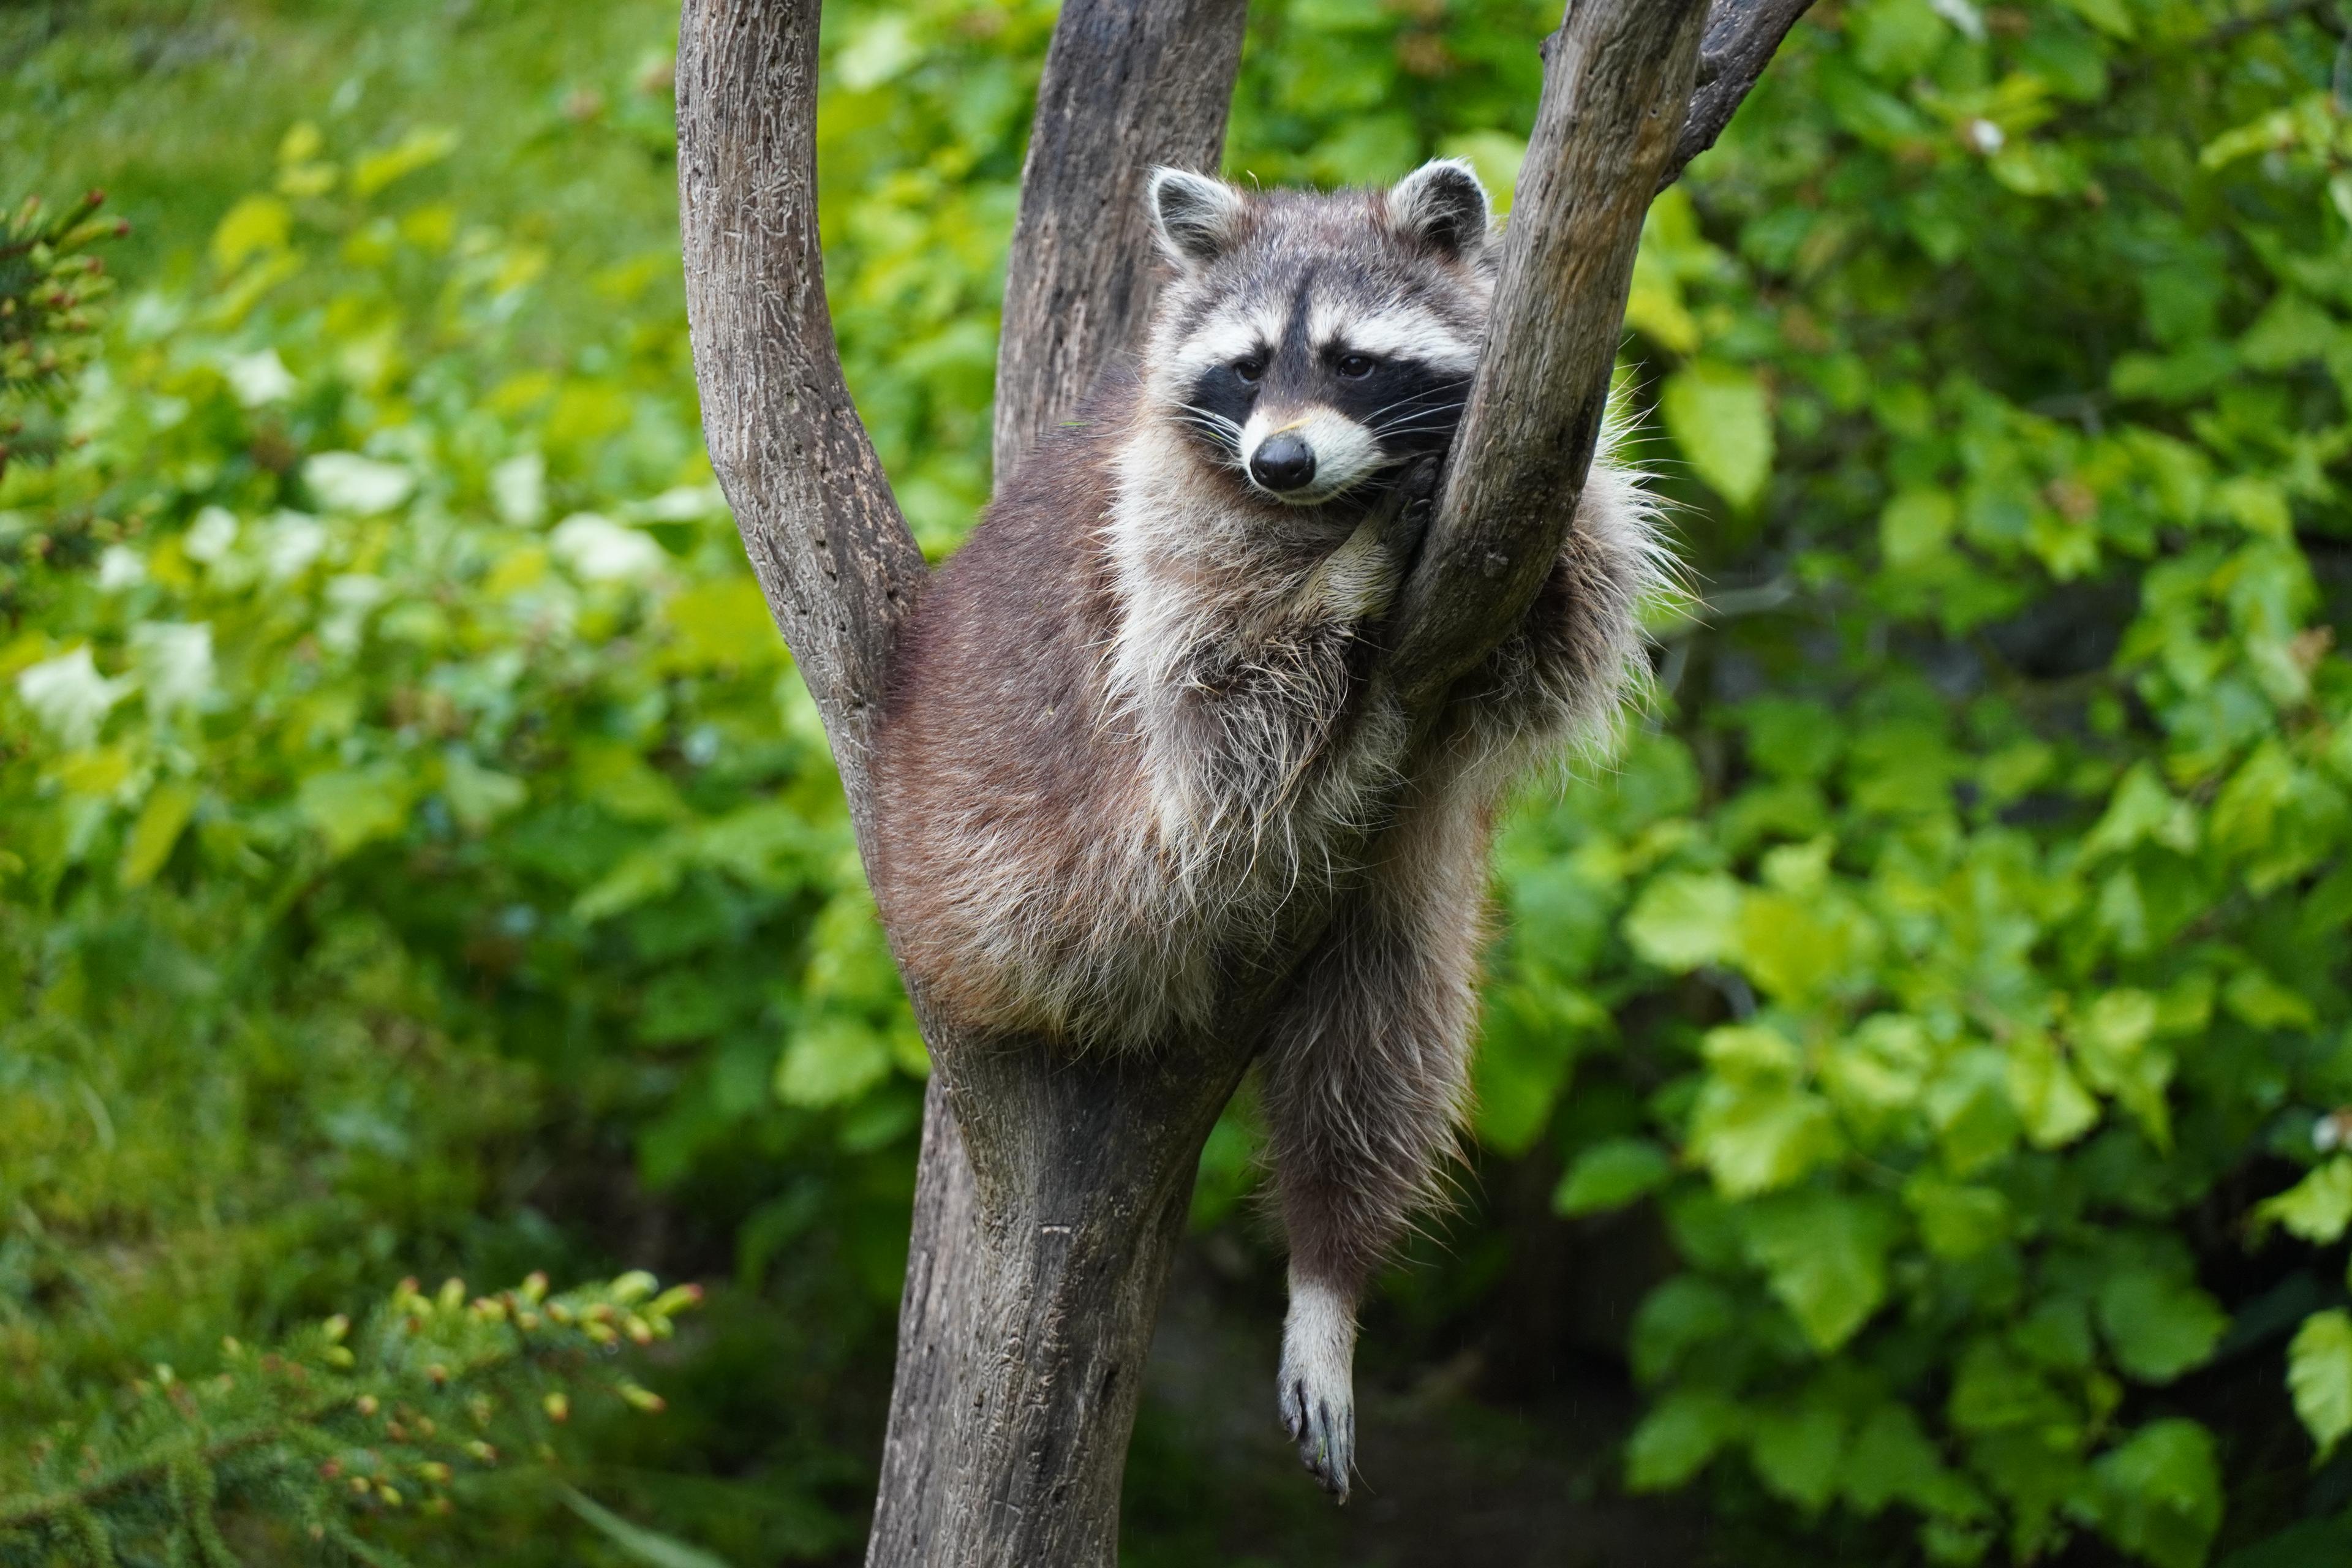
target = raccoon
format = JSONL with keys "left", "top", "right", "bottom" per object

{"left": 870, "top": 159, "right": 1666, "bottom": 1499}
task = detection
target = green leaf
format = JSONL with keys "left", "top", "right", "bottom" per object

{"left": 1555, "top": 1138, "right": 1673, "bottom": 1216}
{"left": 2096, "top": 1268, "right": 2226, "bottom": 1384}
{"left": 1661, "top": 360, "right": 1774, "bottom": 510}
{"left": 1732, "top": 888, "right": 1875, "bottom": 1002}
{"left": 660, "top": 577, "right": 786, "bottom": 671}
{"left": 1688, "top": 1027, "right": 1841, "bottom": 1198}
{"left": 1624, "top": 872, "right": 1743, "bottom": 971}
{"left": 775, "top": 1018, "right": 892, "bottom": 1109}
{"left": 1843, "top": 1403, "right": 1981, "bottom": 1520}
{"left": 1820, "top": 1012, "right": 1932, "bottom": 1131}
{"left": 350, "top": 125, "right": 461, "bottom": 198}
{"left": 210, "top": 194, "right": 290, "bottom": 270}
{"left": 2014, "top": 1297, "right": 2097, "bottom": 1373}
{"left": 1948, "top": 1339, "right": 2076, "bottom": 1435}
{"left": 558, "top": 1487, "right": 734, "bottom": 1568}
{"left": 2078, "top": 1421, "right": 2223, "bottom": 1568}
{"left": 1850, "top": 0, "right": 1950, "bottom": 80}
{"left": 296, "top": 767, "right": 412, "bottom": 857}
{"left": 1629, "top": 1275, "right": 1739, "bottom": 1384}
{"left": 2288, "top": 1310, "right": 2352, "bottom": 1461}
{"left": 2006, "top": 1030, "right": 2102, "bottom": 1149}
{"left": 2256, "top": 1159, "right": 2352, "bottom": 1245}
{"left": 1743, "top": 1189, "right": 1897, "bottom": 1352}
{"left": 2060, "top": 0, "right": 2136, "bottom": 38}
{"left": 1627, "top": 246, "right": 1702, "bottom": 355}
{"left": 1747, "top": 1399, "right": 1846, "bottom": 1511}
{"left": 573, "top": 842, "right": 690, "bottom": 922}
{"left": 2074, "top": 990, "right": 2176, "bottom": 1149}
{"left": 442, "top": 752, "right": 527, "bottom": 833}
{"left": 2083, "top": 765, "right": 2198, "bottom": 859}
{"left": 1472, "top": 997, "right": 1578, "bottom": 1156}
{"left": 118, "top": 782, "right": 198, "bottom": 889}
{"left": 1881, "top": 488, "right": 1956, "bottom": 568}
{"left": 2224, "top": 967, "right": 2317, "bottom": 1031}
{"left": 1905, "top": 1175, "right": 2012, "bottom": 1261}
{"left": 1625, "top": 1389, "right": 1743, "bottom": 1491}
{"left": 1924, "top": 1047, "right": 2023, "bottom": 1176}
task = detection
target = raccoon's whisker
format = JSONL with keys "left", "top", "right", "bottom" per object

{"left": 1355, "top": 383, "right": 1472, "bottom": 424}
{"left": 1173, "top": 415, "right": 1241, "bottom": 440}
{"left": 1368, "top": 391, "right": 1469, "bottom": 421}
{"left": 1364, "top": 413, "right": 1463, "bottom": 442}
{"left": 1172, "top": 401, "right": 1245, "bottom": 434}
{"left": 1173, "top": 421, "right": 1251, "bottom": 468}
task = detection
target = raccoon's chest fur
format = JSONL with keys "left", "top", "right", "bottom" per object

{"left": 870, "top": 380, "right": 1399, "bottom": 1047}
{"left": 867, "top": 159, "right": 1657, "bottom": 1054}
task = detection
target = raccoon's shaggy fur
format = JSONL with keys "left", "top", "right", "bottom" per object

{"left": 870, "top": 159, "right": 1667, "bottom": 1498}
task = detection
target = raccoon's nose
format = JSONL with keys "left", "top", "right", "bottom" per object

{"left": 1250, "top": 433, "right": 1317, "bottom": 493}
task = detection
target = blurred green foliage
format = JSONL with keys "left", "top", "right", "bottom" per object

{"left": 4, "top": 0, "right": 2351, "bottom": 1564}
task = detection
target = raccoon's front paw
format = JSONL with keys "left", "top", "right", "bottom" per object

{"left": 1278, "top": 1278, "right": 1358, "bottom": 1502}
{"left": 1371, "top": 455, "right": 1441, "bottom": 566}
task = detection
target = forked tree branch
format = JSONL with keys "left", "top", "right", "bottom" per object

{"left": 675, "top": 2, "right": 1811, "bottom": 1563}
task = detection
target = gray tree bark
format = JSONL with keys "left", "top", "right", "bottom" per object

{"left": 673, "top": 3, "right": 1812, "bottom": 1565}
{"left": 1385, "top": 0, "right": 1713, "bottom": 711}
{"left": 991, "top": 0, "right": 1251, "bottom": 478}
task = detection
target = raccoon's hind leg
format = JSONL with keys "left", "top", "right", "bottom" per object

{"left": 1259, "top": 800, "right": 1488, "bottom": 1500}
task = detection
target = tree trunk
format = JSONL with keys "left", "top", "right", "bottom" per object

{"left": 865, "top": 1043, "right": 1256, "bottom": 1567}
{"left": 673, "top": 1, "right": 1812, "bottom": 1562}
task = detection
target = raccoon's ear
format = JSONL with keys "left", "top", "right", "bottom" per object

{"left": 1387, "top": 158, "right": 1492, "bottom": 261}
{"left": 1147, "top": 167, "right": 1247, "bottom": 271}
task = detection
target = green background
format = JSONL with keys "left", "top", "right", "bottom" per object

{"left": 6, "top": 0, "right": 2352, "bottom": 1563}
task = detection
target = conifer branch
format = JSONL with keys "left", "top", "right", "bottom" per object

{"left": 0, "top": 1273, "right": 701, "bottom": 1566}
{"left": 0, "top": 188, "right": 126, "bottom": 480}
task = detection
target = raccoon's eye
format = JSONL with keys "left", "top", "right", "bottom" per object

{"left": 1335, "top": 353, "right": 1378, "bottom": 379}
{"left": 1233, "top": 356, "right": 1266, "bottom": 385}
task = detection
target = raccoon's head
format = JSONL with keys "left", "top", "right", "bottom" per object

{"left": 1140, "top": 159, "right": 1496, "bottom": 510}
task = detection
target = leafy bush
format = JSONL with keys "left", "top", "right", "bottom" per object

{"left": 1, "top": 36, "right": 927, "bottom": 1563}
{"left": 1480, "top": 4, "right": 2352, "bottom": 1563}
{"left": 4, "top": 0, "right": 2350, "bottom": 1564}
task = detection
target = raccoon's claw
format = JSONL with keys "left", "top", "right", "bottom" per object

{"left": 1373, "top": 455, "right": 1441, "bottom": 564}
{"left": 1280, "top": 1376, "right": 1355, "bottom": 1501}
{"left": 1278, "top": 1278, "right": 1359, "bottom": 1503}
